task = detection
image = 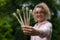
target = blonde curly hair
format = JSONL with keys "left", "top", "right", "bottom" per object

{"left": 33, "top": 2, "right": 51, "bottom": 21}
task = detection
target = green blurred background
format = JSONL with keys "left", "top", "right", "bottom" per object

{"left": 0, "top": 0, "right": 60, "bottom": 40}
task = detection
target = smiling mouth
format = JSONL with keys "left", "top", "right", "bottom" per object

{"left": 37, "top": 16, "right": 42, "bottom": 18}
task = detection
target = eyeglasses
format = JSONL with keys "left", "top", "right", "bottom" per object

{"left": 34, "top": 11, "right": 45, "bottom": 14}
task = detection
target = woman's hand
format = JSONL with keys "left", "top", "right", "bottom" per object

{"left": 21, "top": 25, "right": 38, "bottom": 35}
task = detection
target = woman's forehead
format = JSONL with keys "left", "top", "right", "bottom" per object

{"left": 34, "top": 8, "right": 43, "bottom": 12}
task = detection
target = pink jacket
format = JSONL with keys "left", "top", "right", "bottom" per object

{"left": 31, "top": 21, "right": 52, "bottom": 40}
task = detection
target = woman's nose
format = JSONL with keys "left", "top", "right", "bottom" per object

{"left": 37, "top": 13, "right": 41, "bottom": 15}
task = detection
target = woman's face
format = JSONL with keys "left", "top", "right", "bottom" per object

{"left": 34, "top": 8, "right": 46, "bottom": 22}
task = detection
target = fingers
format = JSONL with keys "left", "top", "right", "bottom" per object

{"left": 21, "top": 25, "right": 33, "bottom": 35}
{"left": 22, "top": 26, "right": 32, "bottom": 32}
{"left": 22, "top": 28, "right": 32, "bottom": 35}
{"left": 22, "top": 27, "right": 32, "bottom": 32}
{"left": 21, "top": 25, "right": 32, "bottom": 29}
{"left": 21, "top": 25, "right": 38, "bottom": 35}
{"left": 23, "top": 30, "right": 32, "bottom": 35}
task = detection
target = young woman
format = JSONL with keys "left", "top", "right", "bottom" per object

{"left": 21, "top": 2, "right": 52, "bottom": 40}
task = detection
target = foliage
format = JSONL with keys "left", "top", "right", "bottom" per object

{"left": 0, "top": 16, "right": 14, "bottom": 40}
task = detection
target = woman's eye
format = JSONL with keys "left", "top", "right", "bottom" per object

{"left": 34, "top": 12, "right": 38, "bottom": 14}
{"left": 34, "top": 11, "right": 44, "bottom": 15}
{"left": 35, "top": 12, "right": 40, "bottom": 14}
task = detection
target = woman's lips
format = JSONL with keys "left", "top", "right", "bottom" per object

{"left": 36, "top": 16, "right": 42, "bottom": 18}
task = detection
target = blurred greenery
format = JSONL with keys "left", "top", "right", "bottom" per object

{"left": 0, "top": 0, "right": 60, "bottom": 40}
{"left": 0, "top": 16, "right": 14, "bottom": 40}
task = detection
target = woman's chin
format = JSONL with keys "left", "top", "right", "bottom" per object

{"left": 37, "top": 19, "right": 42, "bottom": 22}
{"left": 37, "top": 19, "right": 44, "bottom": 22}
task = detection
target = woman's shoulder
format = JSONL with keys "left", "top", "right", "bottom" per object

{"left": 46, "top": 21, "right": 52, "bottom": 25}
{"left": 33, "top": 21, "right": 52, "bottom": 28}
{"left": 45, "top": 21, "right": 52, "bottom": 28}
